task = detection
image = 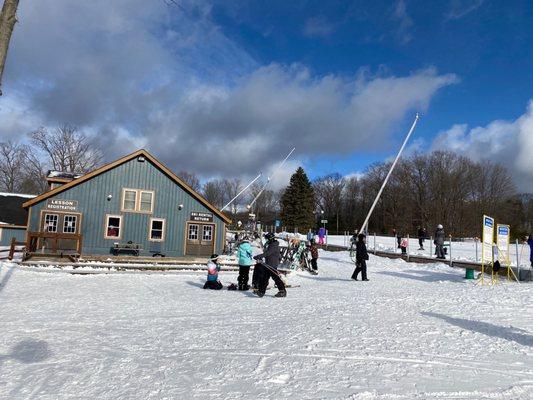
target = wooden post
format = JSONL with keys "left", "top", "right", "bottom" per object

{"left": 8, "top": 236, "right": 16, "bottom": 260}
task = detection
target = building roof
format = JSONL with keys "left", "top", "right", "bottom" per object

{"left": 0, "top": 193, "right": 35, "bottom": 226}
{"left": 22, "top": 149, "right": 231, "bottom": 224}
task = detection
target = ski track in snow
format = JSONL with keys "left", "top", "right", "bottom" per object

{"left": 0, "top": 251, "right": 532, "bottom": 399}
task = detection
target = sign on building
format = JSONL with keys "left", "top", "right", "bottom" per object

{"left": 190, "top": 212, "right": 213, "bottom": 222}
{"left": 46, "top": 199, "right": 78, "bottom": 212}
{"left": 482, "top": 215, "right": 494, "bottom": 263}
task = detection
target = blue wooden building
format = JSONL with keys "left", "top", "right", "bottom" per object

{"left": 22, "top": 149, "right": 231, "bottom": 257}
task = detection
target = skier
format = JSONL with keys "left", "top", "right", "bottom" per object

{"left": 318, "top": 227, "right": 326, "bottom": 245}
{"left": 527, "top": 234, "right": 533, "bottom": 268}
{"left": 309, "top": 239, "right": 319, "bottom": 274}
{"left": 417, "top": 227, "right": 426, "bottom": 250}
{"left": 307, "top": 229, "right": 315, "bottom": 243}
{"left": 396, "top": 231, "right": 402, "bottom": 249}
{"left": 400, "top": 237, "right": 408, "bottom": 255}
{"left": 236, "top": 238, "right": 254, "bottom": 290}
{"left": 203, "top": 254, "right": 223, "bottom": 290}
{"left": 351, "top": 233, "right": 369, "bottom": 281}
{"left": 434, "top": 224, "right": 446, "bottom": 259}
{"left": 253, "top": 232, "right": 286, "bottom": 297}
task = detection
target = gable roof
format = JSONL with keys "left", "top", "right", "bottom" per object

{"left": 0, "top": 193, "right": 35, "bottom": 225}
{"left": 22, "top": 149, "right": 231, "bottom": 224}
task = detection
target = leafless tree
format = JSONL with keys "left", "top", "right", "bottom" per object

{"left": 177, "top": 170, "right": 200, "bottom": 192}
{"left": 202, "top": 179, "right": 225, "bottom": 209}
{"left": 0, "top": 140, "right": 25, "bottom": 191}
{"left": 313, "top": 173, "right": 346, "bottom": 234}
{"left": 29, "top": 125, "right": 103, "bottom": 173}
{"left": 0, "top": 0, "right": 19, "bottom": 96}
{"left": 222, "top": 178, "right": 242, "bottom": 214}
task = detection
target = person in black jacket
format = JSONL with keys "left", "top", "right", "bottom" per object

{"left": 417, "top": 227, "right": 427, "bottom": 250}
{"left": 351, "top": 233, "right": 369, "bottom": 281}
{"left": 253, "top": 232, "right": 286, "bottom": 297}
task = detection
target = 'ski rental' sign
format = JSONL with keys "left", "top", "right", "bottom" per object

{"left": 482, "top": 215, "right": 494, "bottom": 263}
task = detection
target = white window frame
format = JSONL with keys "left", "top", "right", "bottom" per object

{"left": 44, "top": 213, "right": 59, "bottom": 233}
{"left": 202, "top": 225, "right": 213, "bottom": 242}
{"left": 121, "top": 188, "right": 154, "bottom": 214}
{"left": 63, "top": 214, "right": 78, "bottom": 234}
{"left": 149, "top": 218, "right": 165, "bottom": 242}
{"left": 104, "top": 214, "right": 123, "bottom": 240}
{"left": 188, "top": 224, "right": 199, "bottom": 241}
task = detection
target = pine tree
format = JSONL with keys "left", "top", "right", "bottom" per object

{"left": 281, "top": 167, "right": 315, "bottom": 231}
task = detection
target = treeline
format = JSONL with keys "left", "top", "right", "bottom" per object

{"left": 312, "top": 151, "right": 532, "bottom": 238}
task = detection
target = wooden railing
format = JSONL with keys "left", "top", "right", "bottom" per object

{"left": 0, "top": 237, "right": 26, "bottom": 260}
{"left": 26, "top": 231, "right": 83, "bottom": 255}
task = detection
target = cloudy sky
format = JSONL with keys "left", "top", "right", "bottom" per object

{"left": 1, "top": 0, "right": 532, "bottom": 191}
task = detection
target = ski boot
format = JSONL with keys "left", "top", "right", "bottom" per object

{"left": 274, "top": 290, "right": 287, "bottom": 298}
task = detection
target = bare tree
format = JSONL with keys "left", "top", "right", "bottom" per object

{"left": 22, "top": 149, "right": 48, "bottom": 194}
{"left": 177, "top": 170, "right": 200, "bottom": 192}
{"left": 29, "top": 125, "right": 103, "bottom": 173}
{"left": 222, "top": 178, "right": 242, "bottom": 214}
{"left": 202, "top": 179, "right": 225, "bottom": 209}
{"left": 313, "top": 173, "right": 346, "bottom": 234}
{"left": 0, "top": 0, "right": 19, "bottom": 96}
{"left": 0, "top": 139, "right": 25, "bottom": 191}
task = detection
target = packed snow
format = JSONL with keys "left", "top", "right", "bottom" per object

{"left": 0, "top": 251, "right": 532, "bottom": 399}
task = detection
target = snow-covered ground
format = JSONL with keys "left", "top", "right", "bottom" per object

{"left": 0, "top": 252, "right": 532, "bottom": 399}
{"left": 326, "top": 234, "right": 532, "bottom": 268}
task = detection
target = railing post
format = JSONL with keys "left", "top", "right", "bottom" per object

{"left": 449, "top": 235, "right": 453, "bottom": 267}
{"left": 8, "top": 237, "right": 16, "bottom": 260}
{"left": 475, "top": 238, "right": 478, "bottom": 262}
{"left": 515, "top": 239, "right": 520, "bottom": 280}
{"left": 429, "top": 236, "right": 433, "bottom": 258}
{"left": 407, "top": 234, "right": 410, "bottom": 261}
{"left": 374, "top": 232, "right": 377, "bottom": 255}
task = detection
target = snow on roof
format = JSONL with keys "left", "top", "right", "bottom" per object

{"left": 0, "top": 192, "right": 36, "bottom": 199}
{"left": 47, "top": 170, "right": 83, "bottom": 179}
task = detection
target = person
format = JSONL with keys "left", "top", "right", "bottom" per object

{"left": 236, "top": 238, "right": 254, "bottom": 290}
{"left": 253, "top": 232, "right": 286, "bottom": 297}
{"left": 352, "top": 233, "right": 369, "bottom": 281}
{"left": 527, "top": 234, "right": 533, "bottom": 268}
{"left": 396, "top": 231, "right": 402, "bottom": 249}
{"left": 434, "top": 224, "right": 446, "bottom": 259}
{"left": 417, "top": 227, "right": 427, "bottom": 250}
{"left": 203, "top": 254, "right": 223, "bottom": 290}
{"left": 307, "top": 229, "right": 314, "bottom": 243}
{"left": 400, "top": 237, "right": 408, "bottom": 255}
{"left": 318, "top": 227, "right": 326, "bottom": 245}
{"left": 309, "top": 239, "right": 319, "bottom": 274}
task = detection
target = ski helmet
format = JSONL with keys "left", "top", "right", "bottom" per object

{"left": 437, "top": 224, "right": 443, "bottom": 229}
{"left": 264, "top": 232, "right": 275, "bottom": 241}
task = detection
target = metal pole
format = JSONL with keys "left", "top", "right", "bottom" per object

{"left": 449, "top": 235, "right": 452, "bottom": 267}
{"left": 248, "top": 147, "right": 296, "bottom": 209}
{"left": 515, "top": 239, "right": 520, "bottom": 280}
{"left": 374, "top": 232, "right": 377, "bottom": 255}
{"left": 221, "top": 173, "right": 262, "bottom": 211}
{"left": 407, "top": 234, "right": 410, "bottom": 261}
{"left": 429, "top": 236, "right": 433, "bottom": 259}
{"left": 475, "top": 238, "right": 478, "bottom": 263}
{"left": 359, "top": 114, "right": 420, "bottom": 234}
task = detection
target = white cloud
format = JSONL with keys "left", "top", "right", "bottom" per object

{"left": 445, "top": 0, "right": 484, "bottom": 21}
{"left": 391, "top": 0, "right": 413, "bottom": 45}
{"left": 432, "top": 100, "right": 533, "bottom": 192}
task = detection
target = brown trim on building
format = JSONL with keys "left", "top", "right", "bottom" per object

{"left": 22, "top": 149, "right": 232, "bottom": 224}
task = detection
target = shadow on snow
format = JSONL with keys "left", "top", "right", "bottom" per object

{"left": 378, "top": 270, "right": 463, "bottom": 283}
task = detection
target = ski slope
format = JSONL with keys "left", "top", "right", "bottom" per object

{"left": 0, "top": 252, "right": 532, "bottom": 399}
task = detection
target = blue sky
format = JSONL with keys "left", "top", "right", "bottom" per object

{"left": 1, "top": 0, "right": 532, "bottom": 190}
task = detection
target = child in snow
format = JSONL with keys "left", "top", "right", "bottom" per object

{"left": 309, "top": 239, "right": 319, "bottom": 274}
{"left": 236, "top": 239, "right": 253, "bottom": 290}
{"left": 203, "top": 254, "right": 223, "bottom": 290}
{"left": 318, "top": 227, "right": 326, "bottom": 245}
{"left": 351, "top": 233, "right": 369, "bottom": 281}
{"left": 400, "top": 238, "right": 408, "bottom": 255}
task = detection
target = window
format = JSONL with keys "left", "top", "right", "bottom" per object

{"left": 140, "top": 191, "right": 153, "bottom": 212}
{"left": 44, "top": 214, "right": 58, "bottom": 232}
{"left": 105, "top": 215, "right": 122, "bottom": 239}
{"left": 63, "top": 215, "right": 78, "bottom": 234}
{"left": 188, "top": 224, "right": 199, "bottom": 240}
{"left": 123, "top": 190, "right": 137, "bottom": 211}
{"left": 121, "top": 189, "right": 154, "bottom": 213}
{"left": 149, "top": 218, "right": 165, "bottom": 241}
{"left": 202, "top": 225, "right": 213, "bottom": 241}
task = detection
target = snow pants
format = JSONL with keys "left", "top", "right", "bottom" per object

{"left": 311, "top": 258, "right": 318, "bottom": 271}
{"left": 203, "top": 280, "right": 223, "bottom": 290}
{"left": 352, "top": 260, "right": 367, "bottom": 280}
{"left": 238, "top": 265, "right": 250, "bottom": 290}
{"left": 255, "top": 263, "right": 286, "bottom": 295}
{"left": 419, "top": 238, "right": 424, "bottom": 249}
{"left": 435, "top": 244, "right": 445, "bottom": 259}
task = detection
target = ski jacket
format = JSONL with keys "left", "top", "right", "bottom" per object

{"left": 307, "top": 231, "right": 314, "bottom": 241}
{"left": 434, "top": 228, "right": 445, "bottom": 245}
{"left": 401, "top": 238, "right": 409, "bottom": 248}
{"left": 254, "top": 240, "right": 280, "bottom": 269}
{"left": 528, "top": 237, "right": 533, "bottom": 262}
{"left": 417, "top": 229, "right": 426, "bottom": 239}
{"left": 318, "top": 227, "right": 326, "bottom": 238}
{"left": 309, "top": 245, "right": 319, "bottom": 259}
{"left": 356, "top": 240, "right": 369, "bottom": 262}
{"left": 206, "top": 261, "right": 220, "bottom": 282}
{"left": 237, "top": 241, "right": 254, "bottom": 266}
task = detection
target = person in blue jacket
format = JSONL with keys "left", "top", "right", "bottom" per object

{"left": 527, "top": 234, "right": 533, "bottom": 268}
{"left": 236, "top": 239, "right": 254, "bottom": 290}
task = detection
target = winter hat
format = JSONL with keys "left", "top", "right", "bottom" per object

{"left": 264, "top": 232, "right": 275, "bottom": 241}
{"left": 357, "top": 233, "right": 366, "bottom": 241}
{"left": 210, "top": 254, "right": 219, "bottom": 261}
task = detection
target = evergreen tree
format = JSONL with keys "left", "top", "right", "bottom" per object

{"left": 281, "top": 167, "right": 315, "bottom": 231}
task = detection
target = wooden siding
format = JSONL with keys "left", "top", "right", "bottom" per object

{"left": 27, "top": 158, "right": 226, "bottom": 257}
{"left": 0, "top": 226, "right": 27, "bottom": 246}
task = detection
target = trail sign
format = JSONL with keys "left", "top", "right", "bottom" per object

{"left": 496, "top": 224, "right": 510, "bottom": 263}
{"left": 321, "top": 220, "right": 328, "bottom": 224}
{"left": 482, "top": 215, "right": 494, "bottom": 263}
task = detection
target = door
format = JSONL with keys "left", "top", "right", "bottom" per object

{"left": 185, "top": 222, "right": 215, "bottom": 256}
{"left": 39, "top": 212, "right": 81, "bottom": 253}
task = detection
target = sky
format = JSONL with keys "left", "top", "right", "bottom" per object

{"left": 1, "top": 0, "right": 532, "bottom": 191}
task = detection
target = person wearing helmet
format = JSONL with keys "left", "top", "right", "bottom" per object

{"left": 253, "top": 232, "right": 286, "bottom": 297}
{"left": 434, "top": 224, "right": 446, "bottom": 259}
{"left": 351, "top": 233, "right": 369, "bottom": 281}
{"left": 203, "top": 254, "right": 223, "bottom": 290}
{"left": 236, "top": 238, "right": 254, "bottom": 290}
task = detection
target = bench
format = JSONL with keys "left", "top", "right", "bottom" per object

{"left": 112, "top": 242, "right": 142, "bottom": 256}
